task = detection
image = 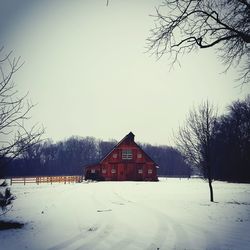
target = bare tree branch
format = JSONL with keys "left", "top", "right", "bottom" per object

{"left": 147, "top": 0, "right": 250, "bottom": 84}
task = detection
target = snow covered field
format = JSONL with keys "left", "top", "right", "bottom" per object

{"left": 1, "top": 178, "right": 250, "bottom": 250}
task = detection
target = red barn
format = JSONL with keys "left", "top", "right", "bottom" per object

{"left": 84, "top": 132, "right": 158, "bottom": 181}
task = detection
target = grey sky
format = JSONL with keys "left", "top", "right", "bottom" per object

{"left": 1, "top": 0, "right": 249, "bottom": 145}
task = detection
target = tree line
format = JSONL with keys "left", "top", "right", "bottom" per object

{"left": 211, "top": 96, "right": 250, "bottom": 183}
{"left": 3, "top": 96, "right": 249, "bottom": 184}
{"left": 2, "top": 137, "right": 192, "bottom": 178}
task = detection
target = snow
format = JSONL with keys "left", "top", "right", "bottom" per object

{"left": 1, "top": 178, "right": 250, "bottom": 250}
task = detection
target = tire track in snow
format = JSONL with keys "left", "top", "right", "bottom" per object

{"left": 47, "top": 184, "right": 113, "bottom": 250}
{"left": 110, "top": 186, "right": 191, "bottom": 250}
{"left": 74, "top": 184, "right": 138, "bottom": 250}
{"left": 74, "top": 224, "right": 114, "bottom": 250}
{"left": 143, "top": 203, "right": 224, "bottom": 250}
{"left": 57, "top": 183, "right": 116, "bottom": 250}
{"left": 110, "top": 186, "right": 174, "bottom": 250}
{"left": 114, "top": 185, "right": 224, "bottom": 250}
{"left": 49, "top": 183, "right": 217, "bottom": 250}
{"left": 48, "top": 230, "right": 89, "bottom": 250}
{"left": 144, "top": 207, "right": 190, "bottom": 250}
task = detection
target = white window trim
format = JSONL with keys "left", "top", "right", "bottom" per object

{"left": 122, "top": 149, "right": 133, "bottom": 160}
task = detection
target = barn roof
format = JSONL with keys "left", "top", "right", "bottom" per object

{"left": 100, "top": 132, "right": 158, "bottom": 166}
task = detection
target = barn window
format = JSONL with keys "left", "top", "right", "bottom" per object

{"left": 111, "top": 169, "right": 116, "bottom": 174}
{"left": 113, "top": 153, "right": 117, "bottom": 158}
{"left": 137, "top": 153, "right": 142, "bottom": 159}
{"left": 138, "top": 169, "right": 143, "bottom": 174}
{"left": 122, "top": 149, "right": 132, "bottom": 159}
{"left": 102, "top": 169, "right": 106, "bottom": 174}
{"left": 91, "top": 169, "right": 96, "bottom": 173}
{"left": 148, "top": 169, "right": 153, "bottom": 174}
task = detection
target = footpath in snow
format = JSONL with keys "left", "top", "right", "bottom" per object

{"left": 0, "top": 178, "right": 250, "bottom": 250}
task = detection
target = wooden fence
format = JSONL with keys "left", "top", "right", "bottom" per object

{"left": 10, "top": 176, "right": 83, "bottom": 185}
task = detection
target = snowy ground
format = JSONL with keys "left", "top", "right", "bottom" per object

{"left": 0, "top": 178, "right": 250, "bottom": 250}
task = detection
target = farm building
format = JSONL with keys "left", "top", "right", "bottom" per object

{"left": 84, "top": 132, "right": 158, "bottom": 181}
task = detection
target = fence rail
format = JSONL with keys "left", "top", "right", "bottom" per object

{"left": 10, "top": 176, "right": 83, "bottom": 185}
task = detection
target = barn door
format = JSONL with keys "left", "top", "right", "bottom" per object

{"left": 126, "top": 164, "right": 136, "bottom": 181}
{"left": 118, "top": 164, "right": 125, "bottom": 181}
{"left": 111, "top": 165, "right": 118, "bottom": 181}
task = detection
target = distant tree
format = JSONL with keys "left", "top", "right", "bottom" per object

{"left": 0, "top": 48, "right": 44, "bottom": 212}
{"left": 18, "top": 143, "right": 42, "bottom": 176}
{"left": 98, "top": 140, "right": 116, "bottom": 159}
{"left": 148, "top": 0, "right": 250, "bottom": 84}
{"left": 212, "top": 96, "right": 250, "bottom": 182}
{"left": 175, "top": 101, "right": 217, "bottom": 202}
{"left": 62, "top": 136, "right": 98, "bottom": 174}
{"left": 141, "top": 144, "right": 192, "bottom": 177}
{"left": 16, "top": 136, "right": 100, "bottom": 176}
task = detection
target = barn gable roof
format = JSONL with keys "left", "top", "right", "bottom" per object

{"left": 100, "top": 132, "right": 157, "bottom": 166}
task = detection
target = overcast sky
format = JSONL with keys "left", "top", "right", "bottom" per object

{"left": 0, "top": 0, "right": 249, "bottom": 145}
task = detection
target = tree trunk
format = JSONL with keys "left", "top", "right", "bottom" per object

{"left": 208, "top": 178, "right": 214, "bottom": 202}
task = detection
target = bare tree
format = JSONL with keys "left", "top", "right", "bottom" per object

{"left": 175, "top": 101, "right": 217, "bottom": 202}
{"left": 0, "top": 47, "right": 44, "bottom": 214}
{"left": 0, "top": 47, "right": 44, "bottom": 173}
{"left": 0, "top": 48, "right": 44, "bottom": 169}
{"left": 148, "top": 0, "right": 250, "bottom": 84}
